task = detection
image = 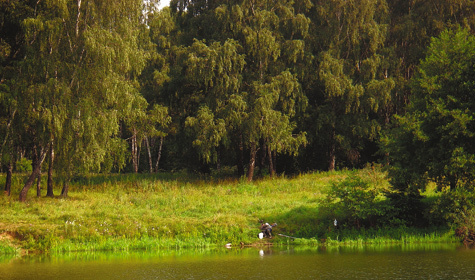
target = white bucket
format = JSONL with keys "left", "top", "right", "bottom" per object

{"left": 258, "top": 232, "right": 264, "bottom": 239}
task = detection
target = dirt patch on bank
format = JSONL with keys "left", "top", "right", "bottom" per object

{"left": 0, "top": 232, "right": 15, "bottom": 242}
{"left": 0, "top": 223, "right": 24, "bottom": 254}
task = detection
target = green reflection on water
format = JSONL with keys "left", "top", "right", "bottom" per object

{"left": 1, "top": 243, "right": 474, "bottom": 280}
{"left": 0, "top": 242, "right": 464, "bottom": 263}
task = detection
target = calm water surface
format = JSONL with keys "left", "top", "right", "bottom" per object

{"left": 1, "top": 244, "right": 475, "bottom": 279}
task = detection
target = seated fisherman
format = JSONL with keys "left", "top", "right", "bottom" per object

{"left": 260, "top": 222, "right": 277, "bottom": 238}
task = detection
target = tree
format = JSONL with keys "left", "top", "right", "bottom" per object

{"left": 17, "top": 0, "right": 150, "bottom": 201}
{"left": 310, "top": 0, "right": 394, "bottom": 171}
{"left": 16, "top": 0, "right": 67, "bottom": 201}
{"left": 58, "top": 0, "right": 150, "bottom": 196}
{"left": 140, "top": 6, "right": 190, "bottom": 173}
{"left": 382, "top": 27, "right": 475, "bottom": 194}
{"left": 0, "top": 1, "right": 34, "bottom": 195}
{"left": 385, "top": 0, "right": 475, "bottom": 118}
{"left": 176, "top": 0, "right": 309, "bottom": 180}
{"left": 147, "top": 104, "right": 172, "bottom": 172}
{"left": 184, "top": 39, "right": 245, "bottom": 167}
{"left": 125, "top": 101, "right": 171, "bottom": 173}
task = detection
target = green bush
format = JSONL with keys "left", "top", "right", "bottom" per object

{"left": 326, "top": 174, "right": 389, "bottom": 228}
{"left": 385, "top": 192, "right": 426, "bottom": 227}
{"left": 15, "top": 158, "right": 32, "bottom": 172}
{"left": 428, "top": 188, "right": 475, "bottom": 227}
{"left": 454, "top": 208, "right": 475, "bottom": 243}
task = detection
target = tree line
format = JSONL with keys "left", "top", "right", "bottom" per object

{"left": 1, "top": 0, "right": 475, "bottom": 202}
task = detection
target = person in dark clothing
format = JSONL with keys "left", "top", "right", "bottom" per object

{"left": 260, "top": 222, "right": 277, "bottom": 238}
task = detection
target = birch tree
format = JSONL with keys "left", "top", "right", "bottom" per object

{"left": 177, "top": 0, "right": 309, "bottom": 180}
{"left": 0, "top": 1, "right": 32, "bottom": 195}
{"left": 17, "top": 0, "right": 150, "bottom": 201}
{"left": 312, "top": 0, "right": 394, "bottom": 170}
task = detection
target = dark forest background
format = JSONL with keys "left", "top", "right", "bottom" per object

{"left": 2, "top": 0, "right": 475, "bottom": 201}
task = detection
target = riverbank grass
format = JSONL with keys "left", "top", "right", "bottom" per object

{"left": 0, "top": 168, "right": 461, "bottom": 254}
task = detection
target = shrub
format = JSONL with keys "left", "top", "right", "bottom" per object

{"left": 454, "top": 208, "right": 475, "bottom": 244}
{"left": 15, "top": 158, "right": 32, "bottom": 172}
{"left": 326, "top": 174, "right": 388, "bottom": 228}
{"left": 427, "top": 188, "right": 475, "bottom": 227}
{"left": 385, "top": 192, "right": 426, "bottom": 227}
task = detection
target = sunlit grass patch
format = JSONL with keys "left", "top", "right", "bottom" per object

{"left": 0, "top": 167, "right": 463, "bottom": 254}
{"left": 0, "top": 235, "right": 20, "bottom": 255}
{"left": 322, "top": 227, "right": 459, "bottom": 246}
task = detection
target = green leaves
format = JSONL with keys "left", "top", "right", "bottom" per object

{"left": 9, "top": 0, "right": 154, "bottom": 199}
{"left": 385, "top": 27, "right": 475, "bottom": 192}
{"left": 182, "top": 38, "right": 246, "bottom": 164}
{"left": 248, "top": 71, "right": 306, "bottom": 154}
{"left": 186, "top": 39, "right": 244, "bottom": 97}
{"left": 163, "top": 0, "right": 309, "bottom": 178}
{"left": 5, "top": 0, "right": 475, "bottom": 191}
{"left": 327, "top": 174, "right": 386, "bottom": 227}
{"left": 312, "top": 0, "right": 393, "bottom": 170}
{"left": 186, "top": 106, "right": 226, "bottom": 163}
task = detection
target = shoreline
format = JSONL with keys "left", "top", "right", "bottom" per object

{"left": 0, "top": 169, "right": 464, "bottom": 257}
{"left": 1, "top": 227, "right": 460, "bottom": 257}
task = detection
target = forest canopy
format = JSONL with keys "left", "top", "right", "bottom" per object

{"left": 1, "top": 0, "right": 475, "bottom": 201}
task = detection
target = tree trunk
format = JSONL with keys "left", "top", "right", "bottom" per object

{"left": 235, "top": 133, "right": 245, "bottom": 177}
{"left": 268, "top": 147, "right": 275, "bottom": 178}
{"left": 4, "top": 161, "right": 12, "bottom": 196}
{"left": 329, "top": 143, "right": 336, "bottom": 171}
{"left": 75, "top": 0, "right": 82, "bottom": 37}
{"left": 61, "top": 180, "right": 70, "bottom": 198}
{"left": 273, "top": 151, "right": 277, "bottom": 174}
{"left": 328, "top": 100, "right": 337, "bottom": 171}
{"left": 46, "top": 144, "right": 55, "bottom": 197}
{"left": 0, "top": 109, "right": 16, "bottom": 162}
{"left": 145, "top": 136, "right": 153, "bottom": 173}
{"left": 329, "top": 126, "right": 336, "bottom": 171}
{"left": 131, "top": 128, "right": 138, "bottom": 173}
{"left": 384, "top": 104, "right": 391, "bottom": 166}
{"left": 19, "top": 147, "right": 48, "bottom": 202}
{"left": 36, "top": 171, "right": 42, "bottom": 197}
{"left": 154, "top": 136, "right": 164, "bottom": 172}
{"left": 216, "top": 147, "right": 221, "bottom": 171}
{"left": 247, "top": 142, "right": 257, "bottom": 182}
{"left": 137, "top": 145, "right": 141, "bottom": 172}
{"left": 258, "top": 141, "right": 267, "bottom": 176}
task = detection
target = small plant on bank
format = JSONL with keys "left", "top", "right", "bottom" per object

{"left": 426, "top": 187, "right": 475, "bottom": 244}
{"left": 15, "top": 158, "right": 32, "bottom": 173}
{"left": 454, "top": 208, "right": 475, "bottom": 244}
{"left": 325, "top": 173, "right": 389, "bottom": 229}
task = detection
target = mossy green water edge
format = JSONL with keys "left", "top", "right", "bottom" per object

{"left": 0, "top": 168, "right": 463, "bottom": 256}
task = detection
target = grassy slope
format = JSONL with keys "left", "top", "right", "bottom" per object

{"left": 0, "top": 169, "right": 458, "bottom": 255}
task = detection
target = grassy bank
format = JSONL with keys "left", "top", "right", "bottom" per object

{"left": 0, "top": 168, "right": 460, "bottom": 255}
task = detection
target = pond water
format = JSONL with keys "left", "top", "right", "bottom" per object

{"left": 1, "top": 244, "right": 475, "bottom": 279}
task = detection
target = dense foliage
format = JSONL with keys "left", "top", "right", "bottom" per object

{"left": 1, "top": 0, "right": 475, "bottom": 234}
{"left": 383, "top": 28, "right": 475, "bottom": 190}
{"left": 382, "top": 27, "right": 475, "bottom": 227}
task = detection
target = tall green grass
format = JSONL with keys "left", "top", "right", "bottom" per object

{"left": 0, "top": 167, "right": 459, "bottom": 254}
{"left": 321, "top": 227, "right": 458, "bottom": 245}
{"left": 0, "top": 240, "right": 19, "bottom": 255}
